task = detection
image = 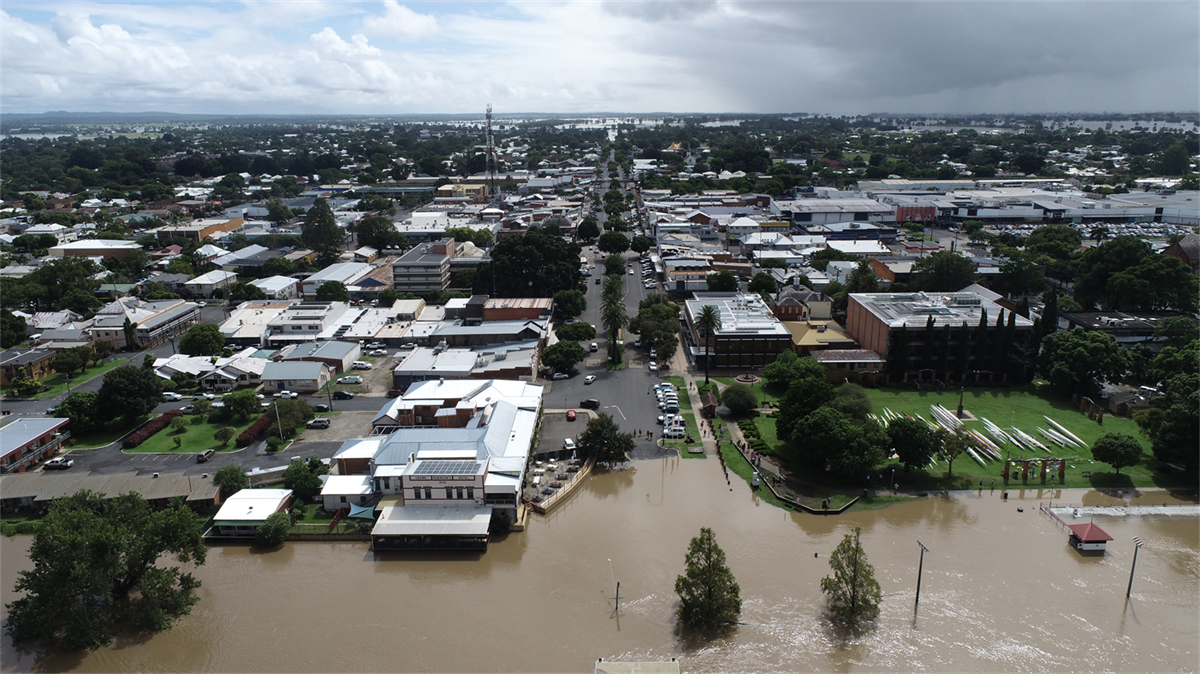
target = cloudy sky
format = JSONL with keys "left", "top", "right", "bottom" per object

{"left": 3, "top": 1, "right": 1198, "bottom": 116}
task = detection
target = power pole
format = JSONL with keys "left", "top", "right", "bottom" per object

{"left": 1127, "top": 537, "right": 1143, "bottom": 598}
{"left": 915, "top": 540, "right": 929, "bottom": 611}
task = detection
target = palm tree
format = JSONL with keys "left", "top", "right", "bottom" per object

{"left": 600, "top": 293, "right": 628, "bottom": 365}
{"left": 1090, "top": 226, "right": 1110, "bottom": 244}
{"left": 695, "top": 304, "right": 722, "bottom": 383}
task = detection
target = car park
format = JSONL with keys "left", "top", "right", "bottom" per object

{"left": 584, "top": 375, "right": 596, "bottom": 384}
{"left": 306, "top": 418, "right": 331, "bottom": 429}
{"left": 163, "top": 392, "right": 184, "bottom": 402}
{"left": 339, "top": 375, "right": 364, "bottom": 384}
{"left": 197, "top": 449, "right": 215, "bottom": 463}
{"left": 580, "top": 398, "right": 600, "bottom": 409}
{"left": 332, "top": 390, "right": 355, "bottom": 400}
{"left": 566, "top": 410, "right": 577, "bottom": 421}
{"left": 369, "top": 349, "right": 388, "bottom": 357}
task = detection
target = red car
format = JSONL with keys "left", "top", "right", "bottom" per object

{"left": 566, "top": 410, "right": 577, "bottom": 421}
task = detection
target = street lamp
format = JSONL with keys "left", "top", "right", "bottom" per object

{"left": 1127, "top": 537, "right": 1143, "bottom": 598}
{"left": 169, "top": 336, "right": 176, "bottom": 355}
{"left": 914, "top": 540, "right": 929, "bottom": 611}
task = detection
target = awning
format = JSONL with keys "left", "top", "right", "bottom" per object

{"left": 348, "top": 502, "right": 376, "bottom": 519}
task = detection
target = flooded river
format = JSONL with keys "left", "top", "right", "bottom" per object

{"left": 3, "top": 457, "right": 1197, "bottom": 672}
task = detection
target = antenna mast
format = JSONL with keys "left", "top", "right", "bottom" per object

{"left": 485, "top": 103, "right": 499, "bottom": 203}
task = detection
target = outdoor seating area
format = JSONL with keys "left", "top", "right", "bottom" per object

{"left": 524, "top": 454, "right": 592, "bottom": 512}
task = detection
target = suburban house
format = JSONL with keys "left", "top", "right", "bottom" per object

{"left": 153, "top": 348, "right": 267, "bottom": 391}
{"left": 209, "top": 488, "right": 293, "bottom": 537}
{"left": 25, "top": 223, "right": 76, "bottom": 244}
{"left": 250, "top": 275, "right": 301, "bottom": 299}
{"left": 0, "top": 418, "right": 70, "bottom": 474}
{"left": 0, "top": 349, "right": 57, "bottom": 387}
{"left": 320, "top": 474, "right": 375, "bottom": 512}
{"left": 260, "top": 361, "right": 331, "bottom": 393}
{"left": 184, "top": 270, "right": 239, "bottom": 298}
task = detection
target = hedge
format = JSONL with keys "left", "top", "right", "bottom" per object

{"left": 236, "top": 412, "right": 273, "bottom": 448}
{"left": 123, "top": 409, "right": 185, "bottom": 448}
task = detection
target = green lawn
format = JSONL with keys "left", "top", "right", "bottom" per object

{"left": 124, "top": 415, "right": 259, "bottom": 454}
{"left": 851, "top": 387, "right": 1184, "bottom": 490}
{"left": 24, "top": 358, "right": 130, "bottom": 400}
{"left": 661, "top": 376, "right": 691, "bottom": 409}
{"left": 712, "top": 376, "right": 784, "bottom": 406}
{"left": 67, "top": 417, "right": 148, "bottom": 449}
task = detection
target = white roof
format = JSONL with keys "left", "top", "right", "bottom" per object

{"left": 186, "top": 269, "right": 238, "bottom": 285}
{"left": 320, "top": 474, "right": 372, "bottom": 497}
{"left": 250, "top": 275, "right": 299, "bottom": 293}
{"left": 213, "top": 488, "right": 292, "bottom": 523}
{"left": 371, "top": 505, "right": 493, "bottom": 537}
{"left": 827, "top": 240, "right": 890, "bottom": 255}
{"left": 333, "top": 437, "right": 385, "bottom": 461}
{"left": 50, "top": 239, "right": 140, "bottom": 251}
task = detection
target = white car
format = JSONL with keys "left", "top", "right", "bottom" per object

{"left": 273, "top": 390, "right": 298, "bottom": 398}
{"left": 552, "top": 372, "right": 569, "bottom": 380}
{"left": 648, "top": 361, "right": 658, "bottom": 371}
{"left": 44, "top": 457, "right": 73, "bottom": 470}
{"left": 628, "top": 269, "right": 634, "bottom": 275}
{"left": 563, "top": 437, "right": 576, "bottom": 451}
{"left": 369, "top": 349, "right": 388, "bottom": 357}
{"left": 352, "top": 362, "right": 373, "bottom": 370}
{"left": 365, "top": 342, "right": 386, "bottom": 349}
{"left": 163, "top": 392, "right": 183, "bottom": 402}
{"left": 339, "top": 376, "right": 364, "bottom": 384}
{"left": 193, "top": 392, "right": 215, "bottom": 400}
{"left": 584, "top": 375, "right": 596, "bottom": 384}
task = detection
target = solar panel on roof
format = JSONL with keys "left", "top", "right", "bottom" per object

{"left": 413, "top": 460, "right": 480, "bottom": 476}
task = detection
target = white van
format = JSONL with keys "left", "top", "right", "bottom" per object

{"left": 663, "top": 428, "right": 685, "bottom": 439}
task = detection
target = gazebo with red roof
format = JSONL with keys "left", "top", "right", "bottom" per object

{"left": 1067, "top": 521, "right": 1113, "bottom": 554}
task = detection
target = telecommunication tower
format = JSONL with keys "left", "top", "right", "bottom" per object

{"left": 485, "top": 104, "right": 499, "bottom": 203}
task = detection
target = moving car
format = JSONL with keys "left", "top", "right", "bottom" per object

{"left": 566, "top": 410, "right": 577, "bottom": 421}
{"left": 163, "top": 392, "right": 184, "bottom": 402}
{"left": 45, "top": 405, "right": 60, "bottom": 415}
{"left": 584, "top": 375, "right": 596, "bottom": 384}
{"left": 649, "top": 348, "right": 657, "bottom": 359}
{"left": 579, "top": 398, "right": 600, "bottom": 409}
{"left": 339, "top": 375, "right": 364, "bottom": 384}
{"left": 273, "top": 390, "right": 299, "bottom": 398}
{"left": 197, "top": 449, "right": 215, "bottom": 463}
{"left": 44, "top": 457, "right": 73, "bottom": 470}
{"left": 387, "top": 389, "right": 403, "bottom": 398}
{"left": 332, "top": 390, "right": 355, "bottom": 400}
{"left": 314, "top": 404, "right": 330, "bottom": 413}
{"left": 306, "top": 418, "right": 331, "bottom": 429}
{"left": 552, "top": 372, "right": 569, "bottom": 380}
{"left": 590, "top": 342, "right": 598, "bottom": 352}
{"left": 369, "top": 349, "right": 388, "bottom": 357}
{"left": 648, "top": 361, "right": 658, "bottom": 371}
{"left": 628, "top": 269, "right": 634, "bottom": 275}
{"left": 193, "top": 392, "right": 216, "bottom": 400}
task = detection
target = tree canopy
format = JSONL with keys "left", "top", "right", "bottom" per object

{"left": 705, "top": 271, "right": 738, "bottom": 292}
{"left": 674, "top": 527, "right": 742, "bottom": 631}
{"left": 1090, "top": 433, "right": 1143, "bottom": 475}
{"left": 178, "top": 323, "right": 225, "bottom": 356}
{"left": 356, "top": 216, "right": 408, "bottom": 251}
{"left": 1037, "top": 327, "right": 1128, "bottom": 395}
{"left": 315, "top": 281, "right": 349, "bottom": 302}
{"left": 283, "top": 458, "right": 325, "bottom": 502}
{"left": 555, "top": 321, "right": 597, "bottom": 342}
{"left": 474, "top": 226, "right": 583, "bottom": 298}
{"left": 597, "top": 231, "right": 630, "bottom": 254}
{"left": 213, "top": 465, "right": 248, "bottom": 500}
{"left": 300, "top": 197, "right": 346, "bottom": 265}
{"left": 4, "top": 491, "right": 206, "bottom": 650}
{"left": 820, "top": 526, "right": 881, "bottom": 625}
{"left": 553, "top": 289, "right": 587, "bottom": 319}
{"left": 541, "top": 340, "right": 586, "bottom": 373}
{"left": 888, "top": 416, "right": 936, "bottom": 472}
{"left": 575, "top": 412, "right": 633, "bottom": 466}
{"left": 909, "top": 250, "right": 977, "bottom": 292}
{"left": 721, "top": 383, "right": 757, "bottom": 415}
{"left": 97, "top": 364, "right": 163, "bottom": 423}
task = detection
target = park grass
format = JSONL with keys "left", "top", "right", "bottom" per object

{"left": 123, "top": 415, "right": 258, "bottom": 454}
{"left": 661, "top": 376, "right": 691, "bottom": 409}
{"left": 67, "top": 416, "right": 149, "bottom": 449}
{"left": 24, "top": 358, "right": 129, "bottom": 400}
{"left": 712, "top": 376, "right": 784, "bottom": 405}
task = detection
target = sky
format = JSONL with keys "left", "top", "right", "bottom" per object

{"left": 2, "top": 1, "right": 1198, "bottom": 117}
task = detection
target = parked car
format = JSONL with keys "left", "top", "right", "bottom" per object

{"left": 351, "top": 362, "right": 373, "bottom": 370}
{"left": 332, "top": 390, "right": 355, "bottom": 400}
{"left": 566, "top": 410, "right": 577, "bottom": 421}
{"left": 590, "top": 342, "right": 598, "bottom": 352}
{"left": 339, "top": 375, "right": 364, "bottom": 384}
{"left": 44, "top": 457, "right": 73, "bottom": 470}
{"left": 634, "top": 338, "right": 642, "bottom": 347}
{"left": 584, "top": 375, "right": 596, "bottom": 384}
{"left": 649, "top": 348, "right": 657, "bottom": 359}
{"left": 369, "top": 349, "right": 388, "bottom": 357}
{"left": 366, "top": 342, "right": 386, "bottom": 349}
{"left": 387, "top": 389, "right": 403, "bottom": 398}
{"left": 45, "top": 405, "right": 60, "bottom": 415}
{"left": 580, "top": 398, "right": 600, "bottom": 409}
{"left": 314, "top": 404, "right": 330, "bottom": 413}
{"left": 193, "top": 392, "right": 216, "bottom": 400}
{"left": 163, "top": 392, "right": 184, "bottom": 402}
{"left": 197, "top": 449, "right": 215, "bottom": 463}
{"left": 648, "top": 361, "right": 658, "bottom": 371}
{"left": 552, "top": 372, "right": 569, "bottom": 380}
{"left": 563, "top": 438, "right": 576, "bottom": 451}
{"left": 306, "top": 418, "right": 331, "bottom": 429}
{"left": 399, "top": 343, "right": 416, "bottom": 350}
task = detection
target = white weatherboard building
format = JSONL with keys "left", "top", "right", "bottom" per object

{"left": 210, "top": 489, "right": 293, "bottom": 536}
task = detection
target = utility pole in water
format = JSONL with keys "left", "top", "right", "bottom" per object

{"left": 915, "top": 540, "right": 929, "bottom": 612}
{"left": 1127, "top": 537, "right": 1143, "bottom": 598}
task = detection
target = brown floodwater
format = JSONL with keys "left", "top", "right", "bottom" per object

{"left": 3, "top": 457, "right": 1197, "bottom": 673}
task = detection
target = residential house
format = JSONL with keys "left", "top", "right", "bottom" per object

{"left": 25, "top": 223, "right": 76, "bottom": 244}
{"left": 259, "top": 360, "right": 331, "bottom": 393}
{"left": 209, "top": 489, "right": 293, "bottom": 537}
{"left": 278, "top": 340, "right": 362, "bottom": 375}
{"left": 184, "top": 270, "right": 239, "bottom": 298}
{"left": 249, "top": 275, "right": 301, "bottom": 300}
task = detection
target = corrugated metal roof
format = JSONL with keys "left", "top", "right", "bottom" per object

{"left": 371, "top": 505, "right": 492, "bottom": 536}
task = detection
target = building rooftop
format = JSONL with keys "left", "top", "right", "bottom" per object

{"left": 371, "top": 505, "right": 492, "bottom": 537}
{"left": 261, "top": 360, "right": 328, "bottom": 380}
{"left": 685, "top": 292, "right": 790, "bottom": 338}
{"left": 1, "top": 418, "right": 69, "bottom": 458}
{"left": 212, "top": 488, "right": 293, "bottom": 524}
{"left": 850, "top": 292, "right": 1035, "bottom": 329}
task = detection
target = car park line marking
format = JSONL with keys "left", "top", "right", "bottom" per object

{"left": 607, "top": 405, "right": 626, "bottom": 420}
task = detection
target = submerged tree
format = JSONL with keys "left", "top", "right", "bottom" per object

{"left": 820, "top": 526, "right": 882, "bottom": 625}
{"left": 4, "top": 491, "right": 206, "bottom": 650}
{"left": 675, "top": 527, "right": 742, "bottom": 631}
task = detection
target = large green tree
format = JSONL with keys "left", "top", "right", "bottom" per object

{"left": 820, "top": 526, "right": 881, "bottom": 625}
{"left": 596, "top": 231, "right": 630, "bottom": 255}
{"left": 178, "top": 324, "right": 225, "bottom": 356}
{"left": 721, "top": 383, "right": 758, "bottom": 415}
{"left": 4, "top": 491, "right": 206, "bottom": 650}
{"left": 575, "top": 412, "right": 633, "bottom": 466}
{"left": 300, "top": 197, "right": 346, "bottom": 265}
{"left": 553, "top": 289, "right": 587, "bottom": 319}
{"left": 213, "top": 465, "right": 248, "bottom": 500}
{"left": 97, "top": 365, "right": 163, "bottom": 423}
{"left": 473, "top": 226, "right": 582, "bottom": 298}
{"left": 542, "top": 340, "right": 586, "bottom": 373}
{"left": 1, "top": 309, "right": 27, "bottom": 348}
{"left": 776, "top": 374, "right": 836, "bottom": 441}
{"left": 356, "top": 216, "right": 408, "bottom": 251}
{"left": 705, "top": 271, "right": 738, "bottom": 292}
{"left": 1037, "top": 328, "right": 1128, "bottom": 395}
{"left": 1150, "top": 372, "right": 1199, "bottom": 476}
{"left": 910, "top": 251, "right": 977, "bottom": 292}
{"left": 315, "top": 281, "right": 349, "bottom": 302}
{"left": 674, "top": 527, "right": 742, "bottom": 631}
{"left": 1090, "top": 433, "right": 1143, "bottom": 475}
{"left": 555, "top": 321, "right": 597, "bottom": 342}
{"left": 283, "top": 458, "right": 324, "bottom": 502}
{"left": 888, "top": 416, "right": 935, "bottom": 472}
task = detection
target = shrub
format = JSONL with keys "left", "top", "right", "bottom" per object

{"left": 15, "top": 521, "right": 42, "bottom": 535}
{"left": 266, "top": 437, "right": 285, "bottom": 453}
{"left": 123, "top": 409, "right": 185, "bottom": 448}
{"left": 169, "top": 417, "right": 188, "bottom": 433}
{"left": 254, "top": 512, "right": 291, "bottom": 547}
{"left": 236, "top": 413, "right": 273, "bottom": 448}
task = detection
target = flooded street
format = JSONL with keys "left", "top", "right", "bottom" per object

{"left": 3, "top": 457, "right": 1197, "bottom": 673}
